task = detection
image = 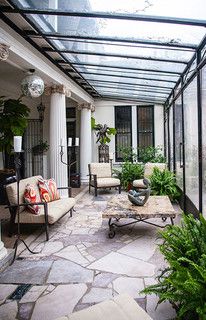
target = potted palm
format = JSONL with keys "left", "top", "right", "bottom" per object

{"left": 0, "top": 96, "right": 30, "bottom": 203}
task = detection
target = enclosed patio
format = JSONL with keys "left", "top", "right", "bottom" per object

{"left": 0, "top": 0, "right": 206, "bottom": 319}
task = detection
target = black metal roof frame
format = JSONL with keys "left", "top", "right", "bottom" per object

{"left": 1, "top": 1, "right": 206, "bottom": 104}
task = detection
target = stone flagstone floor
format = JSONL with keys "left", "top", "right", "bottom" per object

{"left": 0, "top": 189, "right": 180, "bottom": 320}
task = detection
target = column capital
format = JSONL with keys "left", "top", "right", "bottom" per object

{"left": 0, "top": 43, "right": 10, "bottom": 61}
{"left": 77, "top": 102, "right": 95, "bottom": 112}
{"left": 45, "top": 84, "right": 71, "bottom": 97}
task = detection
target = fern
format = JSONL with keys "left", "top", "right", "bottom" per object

{"left": 142, "top": 214, "right": 206, "bottom": 319}
{"left": 150, "top": 167, "right": 180, "bottom": 201}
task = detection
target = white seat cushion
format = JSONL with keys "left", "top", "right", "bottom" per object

{"left": 16, "top": 197, "right": 76, "bottom": 224}
{"left": 90, "top": 177, "right": 120, "bottom": 188}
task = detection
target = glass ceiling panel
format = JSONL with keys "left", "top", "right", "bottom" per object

{"left": 96, "top": 89, "right": 168, "bottom": 99}
{"left": 52, "top": 40, "right": 193, "bottom": 62}
{"left": 74, "top": 66, "right": 179, "bottom": 82}
{"left": 99, "top": 93, "right": 165, "bottom": 103}
{"left": 14, "top": 0, "right": 206, "bottom": 21}
{"left": 84, "top": 74, "right": 174, "bottom": 88}
{"left": 29, "top": 16, "right": 205, "bottom": 47}
{"left": 63, "top": 53, "right": 186, "bottom": 73}
{"left": 92, "top": 84, "right": 170, "bottom": 94}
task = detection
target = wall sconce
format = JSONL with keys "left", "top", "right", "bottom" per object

{"left": 21, "top": 69, "right": 44, "bottom": 98}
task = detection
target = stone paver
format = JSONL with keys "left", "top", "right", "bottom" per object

{"left": 118, "top": 236, "right": 157, "bottom": 261}
{"left": 113, "top": 277, "right": 145, "bottom": 298}
{"left": 82, "top": 287, "right": 114, "bottom": 303}
{"left": 20, "top": 285, "right": 47, "bottom": 303}
{"left": 88, "top": 252, "right": 155, "bottom": 277}
{"left": 0, "top": 191, "right": 180, "bottom": 319}
{"left": 31, "top": 284, "right": 87, "bottom": 320}
{"left": 18, "top": 303, "right": 34, "bottom": 320}
{"left": 0, "top": 260, "right": 53, "bottom": 284}
{"left": 55, "top": 245, "right": 89, "bottom": 266}
{"left": 93, "top": 272, "right": 118, "bottom": 287}
{"left": 0, "top": 301, "right": 18, "bottom": 320}
{"left": 0, "top": 284, "right": 18, "bottom": 305}
{"left": 47, "top": 260, "right": 94, "bottom": 284}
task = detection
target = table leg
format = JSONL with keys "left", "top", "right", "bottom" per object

{"left": 108, "top": 218, "right": 116, "bottom": 239}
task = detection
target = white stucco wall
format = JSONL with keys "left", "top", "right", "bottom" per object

{"left": 93, "top": 100, "right": 164, "bottom": 163}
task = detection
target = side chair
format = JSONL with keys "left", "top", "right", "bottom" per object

{"left": 88, "top": 163, "right": 121, "bottom": 196}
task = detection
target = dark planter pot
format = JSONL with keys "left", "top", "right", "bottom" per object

{"left": 127, "top": 182, "right": 133, "bottom": 191}
{"left": 0, "top": 170, "right": 16, "bottom": 205}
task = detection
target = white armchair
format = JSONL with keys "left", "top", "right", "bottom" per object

{"left": 88, "top": 163, "right": 121, "bottom": 196}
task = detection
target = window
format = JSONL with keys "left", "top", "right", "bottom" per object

{"left": 137, "top": 106, "right": 154, "bottom": 149}
{"left": 115, "top": 106, "right": 132, "bottom": 162}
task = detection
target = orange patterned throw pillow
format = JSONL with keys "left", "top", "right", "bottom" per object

{"left": 24, "top": 184, "right": 40, "bottom": 215}
{"left": 38, "top": 178, "right": 60, "bottom": 202}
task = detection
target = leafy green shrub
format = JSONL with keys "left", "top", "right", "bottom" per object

{"left": 150, "top": 167, "right": 180, "bottom": 201}
{"left": 113, "top": 162, "right": 144, "bottom": 190}
{"left": 142, "top": 214, "right": 206, "bottom": 320}
{"left": 138, "top": 146, "right": 166, "bottom": 163}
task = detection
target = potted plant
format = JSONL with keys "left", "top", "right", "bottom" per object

{"left": 113, "top": 162, "right": 144, "bottom": 191}
{"left": 0, "top": 96, "right": 30, "bottom": 203}
{"left": 91, "top": 117, "right": 116, "bottom": 162}
{"left": 32, "top": 140, "right": 49, "bottom": 155}
{"left": 0, "top": 96, "right": 30, "bottom": 168}
{"left": 142, "top": 213, "right": 206, "bottom": 320}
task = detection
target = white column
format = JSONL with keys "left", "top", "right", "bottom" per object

{"left": 0, "top": 222, "right": 7, "bottom": 261}
{"left": 78, "top": 103, "right": 95, "bottom": 183}
{"left": 49, "top": 85, "right": 71, "bottom": 196}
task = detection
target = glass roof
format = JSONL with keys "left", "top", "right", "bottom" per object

{"left": 4, "top": 0, "right": 206, "bottom": 103}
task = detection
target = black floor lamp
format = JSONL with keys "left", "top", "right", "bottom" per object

{"left": 60, "top": 137, "right": 79, "bottom": 192}
{"left": 10, "top": 136, "right": 37, "bottom": 265}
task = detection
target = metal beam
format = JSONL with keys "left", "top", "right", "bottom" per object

{"left": 27, "top": 33, "right": 197, "bottom": 50}
{"left": 2, "top": 6, "right": 206, "bottom": 27}
{"left": 46, "top": 48, "right": 188, "bottom": 64}
{"left": 73, "top": 71, "right": 177, "bottom": 83}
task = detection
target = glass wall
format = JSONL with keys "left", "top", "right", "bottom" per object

{"left": 183, "top": 79, "right": 199, "bottom": 209}
{"left": 202, "top": 65, "right": 206, "bottom": 217}
{"left": 174, "top": 97, "right": 184, "bottom": 190}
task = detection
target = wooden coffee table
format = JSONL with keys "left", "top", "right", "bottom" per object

{"left": 102, "top": 194, "right": 176, "bottom": 238}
